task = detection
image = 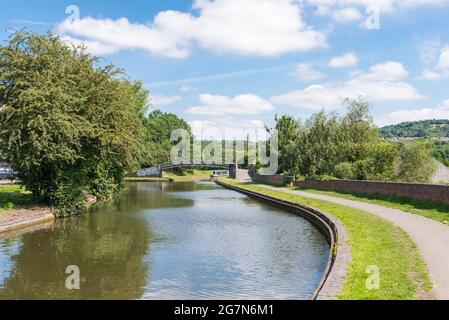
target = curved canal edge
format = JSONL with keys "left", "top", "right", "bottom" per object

{"left": 0, "top": 207, "right": 54, "bottom": 239}
{"left": 215, "top": 179, "right": 351, "bottom": 300}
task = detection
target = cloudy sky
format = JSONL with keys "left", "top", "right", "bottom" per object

{"left": 2, "top": 0, "right": 449, "bottom": 139}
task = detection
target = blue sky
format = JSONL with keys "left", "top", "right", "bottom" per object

{"left": 1, "top": 0, "right": 449, "bottom": 139}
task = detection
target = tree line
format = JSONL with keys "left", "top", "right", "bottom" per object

{"left": 381, "top": 119, "right": 449, "bottom": 138}
{"left": 274, "top": 99, "right": 438, "bottom": 183}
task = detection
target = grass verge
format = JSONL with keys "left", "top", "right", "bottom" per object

{"left": 164, "top": 169, "right": 214, "bottom": 182}
{"left": 292, "top": 187, "right": 449, "bottom": 225}
{"left": 0, "top": 184, "right": 34, "bottom": 213}
{"left": 220, "top": 178, "right": 433, "bottom": 300}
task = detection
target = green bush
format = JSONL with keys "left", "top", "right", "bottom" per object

{"left": 334, "top": 162, "right": 355, "bottom": 179}
{"left": 352, "top": 159, "right": 375, "bottom": 180}
{"left": 88, "top": 164, "right": 124, "bottom": 199}
{"left": 49, "top": 181, "right": 87, "bottom": 218}
{"left": 398, "top": 140, "right": 437, "bottom": 183}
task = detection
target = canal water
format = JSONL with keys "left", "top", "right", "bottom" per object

{"left": 0, "top": 181, "right": 329, "bottom": 300}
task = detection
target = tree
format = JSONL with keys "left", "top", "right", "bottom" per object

{"left": 337, "top": 99, "right": 379, "bottom": 164}
{"left": 274, "top": 114, "right": 302, "bottom": 175}
{"left": 398, "top": 140, "right": 437, "bottom": 183}
{"left": 367, "top": 141, "right": 399, "bottom": 181}
{"left": 433, "top": 141, "right": 449, "bottom": 167}
{"left": 299, "top": 111, "right": 340, "bottom": 178}
{"left": 141, "top": 110, "right": 192, "bottom": 167}
{"left": 0, "top": 31, "right": 147, "bottom": 216}
{"left": 380, "top": 120, "right": 449, "bottom": 138}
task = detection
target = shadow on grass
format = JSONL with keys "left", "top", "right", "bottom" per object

{"left": 0, "top": 184, "right": 36, "bottom": 210}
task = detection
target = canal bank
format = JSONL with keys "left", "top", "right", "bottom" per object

{"left": 0, "top": 206, "right": 54, "bottom": 236}
{"left": 218, "top": 179, "right": 434, "bottom": 300}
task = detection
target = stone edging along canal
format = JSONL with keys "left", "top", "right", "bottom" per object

{"left": 214, "top": 179, "right": 351, "bottom": 300}
{"left": 0, "top": 207, "right": 55, "bottom": 239}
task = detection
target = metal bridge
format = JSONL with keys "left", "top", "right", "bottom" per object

{"left": 132, "top": 162, "right": 233, "bottom": 178}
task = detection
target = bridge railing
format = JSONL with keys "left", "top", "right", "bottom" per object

{"left": 160, "top": 163, "right": 230, "bottom": 170}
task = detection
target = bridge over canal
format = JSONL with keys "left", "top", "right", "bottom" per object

{"left": 130, "top": 163, "right": 240, "bottom": 178}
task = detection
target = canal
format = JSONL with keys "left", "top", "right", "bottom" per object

{"left": 0, "top": 181, "right": 329, "bottom": 300}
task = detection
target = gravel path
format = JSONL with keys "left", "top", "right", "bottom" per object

{"left": 257, "top": 184, "right": 449, "bottom": 300}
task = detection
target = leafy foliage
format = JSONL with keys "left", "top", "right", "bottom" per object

{"left": 0, "top": 31, "right": 147, "bottom": 216}
{"left": 141, "top": 110, "right": 191, "bottom": 167}
{"left": 274, "top": 99, "right": 437, "bottom": 183}
{"left": 433, "top": 141, "right": 449, "bottom": 167}
{"left": 275, "top": 99, "right": 399, "bottom": 181}
{"left": 398, "top": 140, "right": 437, "bottom": 183}
{"left": 274, "top": 114, "right": 302, "bottom": 175}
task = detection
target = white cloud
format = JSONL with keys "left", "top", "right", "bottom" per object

{"left": 313, "top": 5, "right": 364, "bottom": 24}
{"left": 58, "top": 0, "right": 327, "bottom": 58}
{"left": 150, "top": 94, "right": 181, "bottom": 106}
{"left": 190, "top": 118, "right": 267, "bottom": 141}
{"left": 376, "top": 100, "right": 449, "bottom": 126}
{"left": 306, "top": 0, "right": 449, "bottom": 13}
{"left": 291, "top": 63, "right": 326, "bottom": 81}
{"left": 58, "top": 15, "right": 192, "bottom": 58}
{"left": 419, "top": 69, "right": 443, "bottom": 80}
{"left": 61, "top": 35, "right": 120, "bottom": 55}
{"left": 358, "top": 61, "right": 408, "bottom": 81}
{"left": 437, "top": 46, "right": 449, "bottom": 69}
{"left": 331, "top": 7, "right": 363, "bottom": 23}
{"left": 187, "top": 94, "right": 273, "bottom": 116}
{"left": 329, "top": 52, "right": 358, "bottom": 68}
{"left": 271, "top": 61, "right": 423, "bottom": 110}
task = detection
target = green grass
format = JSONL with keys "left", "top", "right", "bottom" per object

{"left": 220, "top": 178, "right": 432, "bottom": 300}
{"left": 164, "top": 169, "right": 215, "bottom": 182}
{"left": 291, "top": 187, "right": 449, "bottom": 225}
{"left": 0, "top": 184, "right": 34, "bottom": 213}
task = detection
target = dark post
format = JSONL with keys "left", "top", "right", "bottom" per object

{"left": 229, "top": 164, "right": 238, "bottom": 179}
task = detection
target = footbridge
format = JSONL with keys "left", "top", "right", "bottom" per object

{"left": 131, "top": 162, "right": 238, "bottom": 178}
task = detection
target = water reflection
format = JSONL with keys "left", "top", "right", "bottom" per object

{"left": 0, "top": 181, "right": 329, "bottom": 300}
{"left": 0, "top": 211, "right": 152, "bottom": 299}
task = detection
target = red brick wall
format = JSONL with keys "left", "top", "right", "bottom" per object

{"left": 253, "top": 174, "right": 285, "bottom": 186}
{"left": 294, "top": 179, "right": 449, "bottom": 205}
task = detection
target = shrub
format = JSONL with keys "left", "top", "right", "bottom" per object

{"left": 334, "top": 162, "right": 355, "bottom": 180}
{"left": 353, "top": 159, "right": 374, "bottom": 180}
{"left": 398, "top": 140, "right": 437, "bottom": 183}
{"left": 49, "top": 179, "right": 87, "bottom": 217}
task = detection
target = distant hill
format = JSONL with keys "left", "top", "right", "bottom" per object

{"left": 380, "top": 120, "right": 449, "bottom": 138}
